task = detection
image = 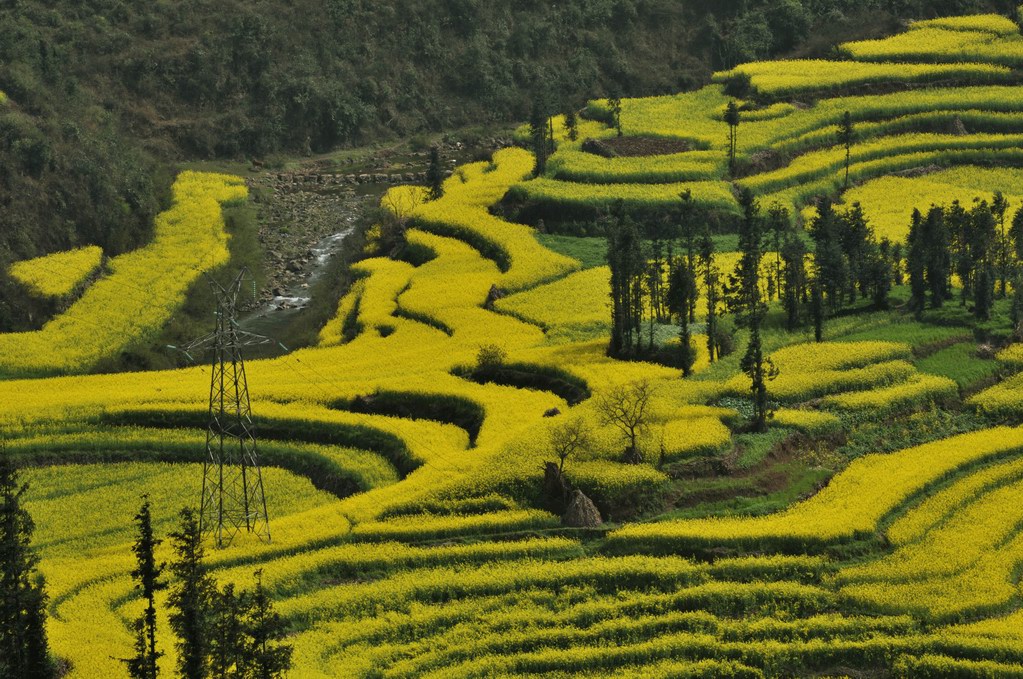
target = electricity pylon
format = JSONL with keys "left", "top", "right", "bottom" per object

{"left": 177, "top": 269, "right": 272, "bottom": 548}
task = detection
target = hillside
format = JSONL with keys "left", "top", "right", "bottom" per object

{"left": 0, "top": 0, "right": 1012, "bottom": 295}
{"left": 8, "top": 6, "right": 1023, "bottom": 677}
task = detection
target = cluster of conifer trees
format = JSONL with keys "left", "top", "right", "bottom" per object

{"left": 0, "top": 458, "right": 291, "bottom": 679}
{"left": 905, "top": 193, "right": 1023, "bottom": 326}
{"left": 127, "top": 503, "right": 292, "bottom": 679}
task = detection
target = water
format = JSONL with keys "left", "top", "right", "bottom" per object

{"left": 238, "top": 224, "right": 356, "bottom": 344}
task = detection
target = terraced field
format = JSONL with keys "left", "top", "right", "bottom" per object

{"left": 9, "top": 9, "right": 1023, "bottom": 678}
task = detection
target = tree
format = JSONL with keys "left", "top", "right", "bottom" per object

{"left": 972, "top": 201, "right": 997, "bottom": 321}
{"left": 378, "top": 185, "right": 425, "bottom": 250}
{"left": 810, "top": 273, "right": 824, "bottom": 343}
{"left": 548, "top": 417, "right": 591, "bottom": 475}
{"left": 241, "top": 570, "right": 292, "bottom": 679}
{"left": 127, "top": 496, "right": 165, "bottom": 679}
{"left": 167, "top": 508, "right": 217, "bottom": 679}
{"left": 668, "top": 263, "right": 698, "bottom": 376}
{"left": 809, "top": 198, "right": 848, "bottom": 313}
{"left": 993, "top": 191, "right": 1010, "bottom": 297}
{"left": 922, "top": 206, "right": 951, "bottom": 308}
{"left": 425, "top": 146, "right": 445, "bottom": 200}
{"left": 1011, "top": 207, "right": 1023, "bottom": 337}
{"left": 906, "top": 209, "right": 927, "bottom": 317}
{"left": 724, "top": 100, "right": 740, "bottom": 176}
{"left": 606, "top": 207, "right": 645, "bottom": 357}
{"left": 947, "top": 200, "right": 973, "bottom": 305}
{"left": 529, "top": 96, "right": 552, "bottom": 176}
{"left": 607, "top": 95, "right": 623, "bottom": 137}
{"left": 209, "top": 584, "right": 247, "bottom": 679}
{"left": 700, "top": 229, "right": 721, "bottom": 362}
{"left": 840, "top": 111, "right": 855, "bottom": 189}
{"left": 564, "top": 107, "right": 579, "bottom": 142}
{"left": 677, "top": 189, "right": 701, "bottom": 322}
{"left": 0, "top": 455, "right": 54, "bottom": 679}
{"left": 597, "top": 381, "right": 655, "bottom": 464}
{"left": 780, "top": 228, "right": 807, "bottom": 330}
{"left": 765, "top": 203, "right": 789, "bottom": 301}
{"left": 735, "top": 188, "right": 776, "bottom": 433}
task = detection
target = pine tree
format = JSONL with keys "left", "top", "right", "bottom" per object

{"left": 167, "top": 508, "right": 217, "bottom": 679}
{"left": 993, "top": 191, "right": 1010, "bottom": 297}
{"left": 425, "top": 146, "right": 445, "bottom": 200}
{"left": 607, "top": 95, "right": 623, "bottom": 137}
{"left": 922, "top": 206, "right": 951, "bottom": 308}
{"left": 606, "top": 207, "right": 644, "bottom": 357}
{"left": 808, "top": 198, "right": 848, "bottom": 313}
{"left": 906, "top": 209, "right": 927, "bottom": 317}
{"left": 0, "top": 455, "right": 54, "bottom": 679}
{"left": 127, "top": 495, "right": 165, "bottom": 679}
{"left": 241, "top": 571, "right": 292, "bottom": 679}
{"left": 1010, "top": 207, "right": 1023, "bottom": 336}
{"left": 700, "top": 229, "right": 720, "bottom": 362}
{"left": 564, "top": 107, "right": 578, "bottom": 142}
{"left": 668, "top": 263, "right": 698, "bottom": 376}
{"left": 780, "top": 229, "right": 807, "bottom": 330}
{"left": 209, "top": 584, "right": 247, "bottom": 679}
{"left": 811, "top": 273, "right": 824, "bottom": 343}
{"left": 766, "top": 203, "right": 789, "bottom": 302}
{"left": 736, "top": 188, "right": 776, "bottom": 432}
{"left": 529, "top": 97, "right": 551, "bottom": 176}
{"left": 724, "top": 100, "right": 740, "bottom": 176}
{"left": 947, "top": 200, "right": 973, "bottom": 305}
{"left": 840, "top": 111, "right": 855, "bottom": 188}
{"left": 972, "top": 201, "right": 997, "bottom": 321}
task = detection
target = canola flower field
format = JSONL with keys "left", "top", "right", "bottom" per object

{"left": 11, "top": 9, "right": 1023, "bottom": 678}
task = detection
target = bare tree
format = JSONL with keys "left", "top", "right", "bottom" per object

{"left": 549, "top": 417, "right": 591, "bottom": 474}
{"left": 597, "top": 381, "right": 655, "bottom": 464}
{"left": 379, "top": 187, "right": 425, "bottom": 247}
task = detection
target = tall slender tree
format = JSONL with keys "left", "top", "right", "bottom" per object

{"left": 993, "top": 191, "right": 1010, "bottom": 297}
{"left": 926, "top": 206, "right": 952, "bottom": 307}
{"left": 167, "top": 508, "right": 217, "bottom": 679}
{"left": 606, "top": 207, "right": 644, "bottom": 356}
{"left": 810, "top": 272, "right": 824, "bottom": 342}
{"left": 906, "top": 209, "right": 927, "bottom": 317}
{"left": 529, "top": 96, "right": 552, "bottom": 176}
{"left": 209, "top": 584, "right": 247, "bottom": 679}
{"left": 780, "top": 228, "right": 807, "bottom": 330}
{"left": 736, "top": 189, "right": 776, "bottom": 432}
{"left": 241, "top": 570, "right": 293, "bottom": 679}
{"left": 564, "top": 107, "right": 579, "bottom": 142}
{"left": 972, "top": 201, "right": 997, "bottom": 320}
{"left": 425, "top": 146, "right": 445, "bottom": 200}
{"left": 724, "top": 100, "right": 741, "bottom": 176}
{"left": 0, "top": 455, "right": 54, "bottom": 679}
{"left": 840, "top": 111, "right": 855, "bottom": 188}
{"left": 668, "top": 263, "right": 698, "bottom": 376}
{"left": 700, "top": 229, "right": 721, "bottom": 362}
{"left": 127, "top": 496, "right": 165, "bottom": 679}
{"left": 809, "top": 198, "right": 847, "bottom": 313}
{"left": 607, "top": 94, "right": 623, "bottom": 137}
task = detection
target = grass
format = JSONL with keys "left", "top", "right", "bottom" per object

{"left": 916, "top": 342, "right": 1002, "bottom": 390}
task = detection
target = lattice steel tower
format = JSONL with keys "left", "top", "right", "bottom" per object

{"left": 181, "top": 269, "right": 272, "bottom": 548}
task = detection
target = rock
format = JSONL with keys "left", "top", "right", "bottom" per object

{"left": 358, "top": 174, "right": 371, "bottom": 183}
{"left": 374, "top": 173, "right": 388, "bottom": 183}
{"left": 562, "top": 490, "right": 602, "bottom": 528}
{"left": 581, "top": 138, "right": 617, "bottom": 158}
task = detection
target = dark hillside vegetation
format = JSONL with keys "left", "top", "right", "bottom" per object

{"left": 0, "top": 0, "right": 1013, "bottom": 327}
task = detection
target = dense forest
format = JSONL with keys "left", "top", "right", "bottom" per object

{"left": 0, "top": 0, "right": 1013, "bottom": 289}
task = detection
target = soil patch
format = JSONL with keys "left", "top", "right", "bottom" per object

{"left": 581, "top": 136, "right": 693, "bottom": 158}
